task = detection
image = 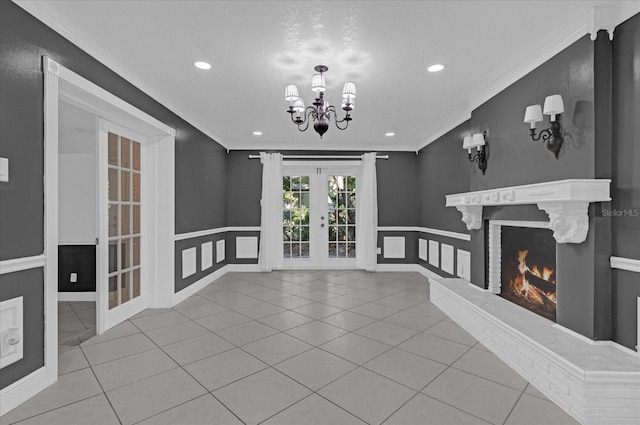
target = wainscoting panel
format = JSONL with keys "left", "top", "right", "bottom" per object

{"left": 457, "top": 249, "right": 471, "bottom": 280}
{"left": 428, "top": 240, "right": 439, "bottom": 267}
{"left": 441, "top": 243, "right": 454, "bottom": 275}
{"left": 418, "top": 238, "right": 428, "bottom": 261}
{"left": 201, "top": 242, "right": 213, "bottom": 271}
{"left": 181, "top": 247, "right": 196, "bottom": 279}
{"left": 383, "top": 237, "right": 405, "bottom": 259}
{"left": 236, "top": 236, "right": 258, "bottom": 259}
{"left": 216, "top": 240, "right": 225, "bottom": 263}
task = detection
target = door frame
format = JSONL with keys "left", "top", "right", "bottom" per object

{"left": 281, "top": 161, "right": 360, "bottom": 269}
{"left": 43, "top": 57, "right": 175, "bottom": 386}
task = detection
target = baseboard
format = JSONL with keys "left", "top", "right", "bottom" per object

{"left": 375, "top": 263, "right": 420, "bottom": 272}
{"left": 57, "top": 292, "right": 96, "bottom": 302}
{"left": 227, "top": 263, "right": 261, "bottom": 272}
{"left": 171, "top": 265, "right": 229, "bottom": 306}
{"left": 415, "top": 264, "right": 445, "bottom": 280}
{"left": 0, "top": 367, "right": 49, "bottom": 416}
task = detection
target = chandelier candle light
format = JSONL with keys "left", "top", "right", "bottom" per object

{"left": 284, "top": 65, "right": 356, "bottom": 138}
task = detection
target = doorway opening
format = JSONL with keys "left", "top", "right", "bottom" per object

{"left": 44, "top": 57, "right": 175, "bottom": 388}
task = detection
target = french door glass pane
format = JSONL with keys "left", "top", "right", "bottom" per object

{"left": 121, "top": 137, "right": 130, "bottom": 168}
{"left": 108, "top": 133, "right": 118, "bottom": 166}
{"left": 108, "top": 169, "right": 118, "bottom": 201}
{"left": 327, "top": 175, "right": 356, "bottom": 259}
{"left": 107, "top": 131, "right": 142, "bottom": 310}
{"left": 121, "top": 205, "right": 130, "bottom": 235}
{"left": 283, "top": 175, "right": 310, "bottom": 259}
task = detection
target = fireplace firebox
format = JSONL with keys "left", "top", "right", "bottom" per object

{"left": 500, "top": 226, "right": 556, "bottom": 321}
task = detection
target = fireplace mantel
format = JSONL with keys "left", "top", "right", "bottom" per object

{"left": 446, "top": 179, "right": 611, "bottom": 243}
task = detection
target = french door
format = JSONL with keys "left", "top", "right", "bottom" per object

{"left": 97, "top": 119, "right": 147, "bottom": 333}
{"left": 282, "top": 163, "right": 358, "bottom": 269}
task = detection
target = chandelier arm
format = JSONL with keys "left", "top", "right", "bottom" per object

{"left": 297, "top": 109, "right": 316, "bottom": 132}
{"left": 335, "top": 118, "right": 350, "bottom": 130}
{"left": 290, "top": 106, "right": 315, "bottom": 127}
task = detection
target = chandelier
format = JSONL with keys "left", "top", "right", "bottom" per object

{"left": 284, "top": 65, "right": 356, "bottom": 138}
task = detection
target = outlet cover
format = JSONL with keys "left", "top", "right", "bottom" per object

{"left": 70, "top": 273, "right": 78, "bottom": 283}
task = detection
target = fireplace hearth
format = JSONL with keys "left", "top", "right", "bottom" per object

{"left": 500, "top": 226, "right": 556, "bottom": 321}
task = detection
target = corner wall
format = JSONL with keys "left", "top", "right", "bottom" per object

{"left": 0, "top": 1, "right": 228, "bottom": 390}
{"left": 419, "top": 17, "right": 640, "bottom": 349}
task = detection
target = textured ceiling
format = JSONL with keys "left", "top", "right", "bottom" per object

{"left": 15, "top": 0, "right": 639, "bottom": 151}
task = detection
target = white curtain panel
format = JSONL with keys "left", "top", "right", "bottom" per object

{"left": 258, "top": 152, "right": 283, "bottom": 271}
{"left": 356, "top": 152, "right": 378, "bottom": 271}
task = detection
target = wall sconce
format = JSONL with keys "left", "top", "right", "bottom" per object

{"left": 524, "top": 94, "right": 566, "bottom": 159}
{"left": 463, "top": 131, "right": 487, "bottom": 175}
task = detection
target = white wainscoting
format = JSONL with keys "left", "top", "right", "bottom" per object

{"left": 216, "top": 239, "right": 225, "bottom": 263}
{"left": 383, "top": 237, "right": 405, "bottom": 259}
{"left": 0, "top": 255, "right": 46, "bottom": 275}
{"left": 181, "top": 247, "right": 197, "bottom": 279}
{"left": 236, "top": 236, "right": 259, "bottom": 259}
{"left": 428, "top": 240, "right": 439, "bottom": 267}
{"left": 441, "top": 244, "right": 454, "bottom": 275}
{"left": 610, "top": 256, "right": 640, "bottom": 273}
{"left": 456, "top": 249, "right": 471, "bottom": 281}
{"left": 201, "top": 242, "right": 213, "bottom": 271}
{"left": 418, "top": 238, "right": 428, "bottom": 261}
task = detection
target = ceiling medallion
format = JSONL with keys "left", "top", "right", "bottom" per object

{"left": 284, "top": 65, "right": 356, "bottom": 138}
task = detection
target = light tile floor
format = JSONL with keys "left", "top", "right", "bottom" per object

{"left": 1, "top": 271, "right": 580, "bottom": 425}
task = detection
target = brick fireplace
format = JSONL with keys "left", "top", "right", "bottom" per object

{"left": 430, "top": 179, "right": 640, "bottom": 425}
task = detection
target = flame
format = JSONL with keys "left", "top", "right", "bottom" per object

{"left": 509, "top": 249, "right": 556, "bottom": 308}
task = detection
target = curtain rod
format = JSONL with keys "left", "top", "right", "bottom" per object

{"left": 248, "top": 154, "right": 389, "bottom": 160}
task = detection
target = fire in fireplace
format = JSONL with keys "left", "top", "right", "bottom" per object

{"left": 500, "top": 227, "right": 556, "bottom": 322}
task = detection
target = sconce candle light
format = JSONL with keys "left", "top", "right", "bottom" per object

{"left": 463, "top": 131, "right": 487, "bottom": 174}
{"left": 524, "top": 94, "right": 566, "bottom": 158}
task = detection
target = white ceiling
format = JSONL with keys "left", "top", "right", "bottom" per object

{"left": 15, "top": 0, "right": 639, "bottom": 151}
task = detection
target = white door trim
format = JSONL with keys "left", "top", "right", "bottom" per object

{"left": 37, "top": 56, "right": 175, "bottom": 406}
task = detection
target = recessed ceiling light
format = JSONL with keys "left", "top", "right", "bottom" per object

{"left": 194, "top": 61, "right": 211, "bottom": 70}
{"left": 252, "top": 131, "right": 262, "bottom": 136}
{"left": 427, "top": 64, "right": 445, "bottom": 72}
{"left": 385, "top": 132, "right": 395, "bottom": 137}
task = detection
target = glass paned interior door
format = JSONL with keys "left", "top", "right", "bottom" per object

{"left": 107, "top": 132, "right": 142, "bottom": 310}
{"left": 327, "top": 175, "right": 356, "bottom": 259}
{"left": 282, "top": 167, "right": 357, "bottom": 268}
{"left": 282, "top": 176, "right": 310, "bottom": 259}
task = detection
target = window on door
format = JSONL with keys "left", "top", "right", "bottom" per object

{"left": 327, "top": 175, "right": 356, "bottom": 258}
{"left": 282, "top": 176, "right": 310, "bottom": 259}
{"left": 107, "top": 132, "right": 142, "bottom": 309}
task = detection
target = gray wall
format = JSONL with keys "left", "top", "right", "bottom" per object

{"left": 227, "top": 151, "right": 262, "bottom": 227}
{"left": 0, "top": 1, "right": 228, "bottom": 390}
{"left": 418, "top": 121, "right": 471, "bottom": 233}
{"left": 611, "top": 14, "right": 640, "bottom": 349}
{"left": 175, "top": 130, "right": 227, "bottom": 234}
{"left": 376, "top": 152, "right": 418, "bottom": 227}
